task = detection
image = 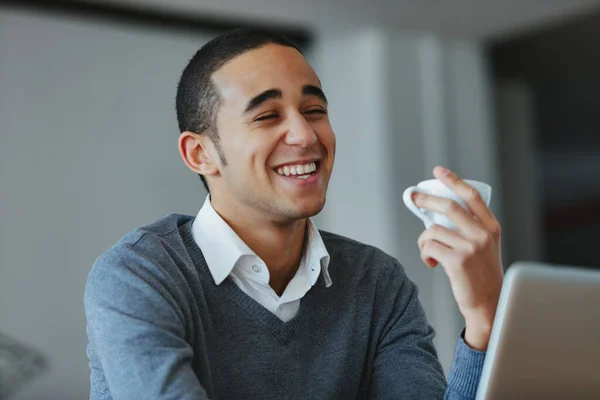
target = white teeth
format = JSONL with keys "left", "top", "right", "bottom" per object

{"left": 276, "top": 162, "right": 318, "bottom": 177}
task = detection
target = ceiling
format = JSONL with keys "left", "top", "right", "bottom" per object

{"left": 81, "top": 0, "right": 600, "bottom": 39}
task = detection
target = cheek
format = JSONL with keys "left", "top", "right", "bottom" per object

{"left": 323, "top": 131, "right": 336, "bottom": 173}
{"left": 317, "top": 126, "right": 336, "bottom": 156}
{"left": 236, "top": 134, "right": 279, "bottom": 173}
{"left": 330, "top": 131, "right": 337, "bottom": 154}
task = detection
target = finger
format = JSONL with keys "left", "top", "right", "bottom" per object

{"left": 418, "top": 224, "right": 473, "bottom": 253}
{"left": 433, "top": 166, "right": 495, "bottom": 227}
{"left": 413, "top": 192, "right": 483, "bottom": 239}
{"left": 420, "top": 250, "right": 438, "bottom": 268}
{"left": 421, "top": 240, "right": 454, "bottom": 268}
{"left": 419, "top": 239, "right": 442, "bottom": 268}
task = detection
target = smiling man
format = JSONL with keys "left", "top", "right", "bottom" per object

{"left": 84, "top": 29, "right": 504, "bottom": 400}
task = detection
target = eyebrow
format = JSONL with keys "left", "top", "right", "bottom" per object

{"left": 303, "top": 85, "right": 328, "bottom": 105}
{"left": 244, "top": 89, "right": 282, "bottom": 113}
{"left": 243, "top": 85, "right": 328, "bottom": 114}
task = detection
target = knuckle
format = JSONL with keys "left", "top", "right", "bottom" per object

{"left": 470, "top": 232, "right": 490, "bottom": 252}
{"left": 480, "top": 231, "right": 493, "bottom": 247}
{"left": 467, "top": 187, "right": 481, "bottom": 202}
{"left": 465, "top": 241, "right": 478, "bottom": 255}
{"left": 445, "top": 200, "right": 460, "bottom": 214}
{"left": 491, "top": 222, "right": 501, "bottom": 238}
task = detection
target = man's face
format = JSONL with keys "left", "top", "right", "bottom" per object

{"left": 207, "top": 44, "right": 336, "bottom": 223}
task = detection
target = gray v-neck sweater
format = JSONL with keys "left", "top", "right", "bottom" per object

{"left": 85, "top": 214, "right": 485, "bottom": 399}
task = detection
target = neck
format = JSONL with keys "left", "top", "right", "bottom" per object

{"left": 210, "top": 197, "right": 307, "bottom": 297}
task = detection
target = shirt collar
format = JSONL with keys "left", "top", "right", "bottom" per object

{"left": 304, "top": 218, "right": 332, "bottom": 287}
{"left": 192, "top": 195, "right": 331, "bottom": 288}
{"left": 192, "top": 195, "right": 255, "bottom": 285}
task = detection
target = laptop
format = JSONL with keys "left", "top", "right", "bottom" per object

{"left": 475, "top": 261, "right": 600, "bottom": 399}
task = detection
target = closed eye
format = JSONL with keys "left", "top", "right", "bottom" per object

{"left": 254, "top": 109, "right": 327, "bottom": 122}
{"left": 254, "top": 113, "right": 279, "bottom": 122}
{"left": 304, "top": 109, "right": 328, "bottom": 115}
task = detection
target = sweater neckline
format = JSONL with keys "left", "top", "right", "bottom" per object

{"left": 180, "top": 218, "right": 323, "bottom": 343}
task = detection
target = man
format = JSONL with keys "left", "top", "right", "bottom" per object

{"left": 85, "top": 29, "right": 503, "bottom": 399}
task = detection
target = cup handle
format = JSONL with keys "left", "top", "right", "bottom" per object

{"left": 402, "top": 186, "right": 434, "bottom": 227}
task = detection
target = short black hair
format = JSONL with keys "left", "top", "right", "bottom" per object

{"left": 176, "top": 28, "right": 301, "bottom": 192}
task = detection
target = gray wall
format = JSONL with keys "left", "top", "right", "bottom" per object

{"left": 0, "top": 9, "right": 209, "bottom": 399}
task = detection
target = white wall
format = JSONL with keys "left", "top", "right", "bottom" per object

{"left": 0, "top": 9, "right": 210, "bottom": 399}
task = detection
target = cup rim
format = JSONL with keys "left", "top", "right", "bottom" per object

{"left": 417, "top": 178, "right": 490, "bottom": 190}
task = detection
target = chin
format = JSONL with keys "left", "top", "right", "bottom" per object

{"left": 289, "top": 196, "right": 327, "bottom": 219}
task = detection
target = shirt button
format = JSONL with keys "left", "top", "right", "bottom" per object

{"left": 252, "top": 264, "right": 260, "bottom": 273}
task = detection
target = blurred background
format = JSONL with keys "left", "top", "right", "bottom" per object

{"left": 1, "top": 0, "right": 599, "bottom": 398}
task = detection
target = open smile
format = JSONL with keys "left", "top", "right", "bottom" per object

{"left": 275, "top": 161, "right": 318, "bottom": 180}
{"left": 272, "top": 160, "right": 321, "bottom": 184}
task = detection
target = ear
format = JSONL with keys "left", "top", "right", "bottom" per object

{"left": 178, "top": 131, "right": 220, "bottom": 178}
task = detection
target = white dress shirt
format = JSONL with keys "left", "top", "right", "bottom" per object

{"left": 191, "top": 195, "right": 331, "bottom": 322}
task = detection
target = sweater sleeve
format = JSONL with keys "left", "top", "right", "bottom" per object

{"left": 84, "top": 240, "right": 209, "bottom": 400}
{"left": 445, "top": 329, "right": 486, "bottom": 399}
{"left": 368, "top": 260, "right": 485, "bottom": 400}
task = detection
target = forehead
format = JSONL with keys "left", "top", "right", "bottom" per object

{"left": 211, "top": 44, "right": 320, "bottom": 108}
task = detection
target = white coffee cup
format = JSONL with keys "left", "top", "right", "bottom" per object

{"left": 402, "top": 179, "right": 492, "bottom": 230}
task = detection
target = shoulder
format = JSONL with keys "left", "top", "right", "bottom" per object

{"left": 319, "top": 230, "right": 408, "bottom": 284}
{"left": 93, "top": 213, "right": 193, "bottom": 267}
{"left": 127, "top": 213, "right": 195, "bottom": 247}
{"left": 85, "top": 214, "right": 195, "bottom": 301}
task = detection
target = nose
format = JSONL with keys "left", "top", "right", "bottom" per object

{"left": 284, "top": 112, "right": 318, "bottom": 148}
